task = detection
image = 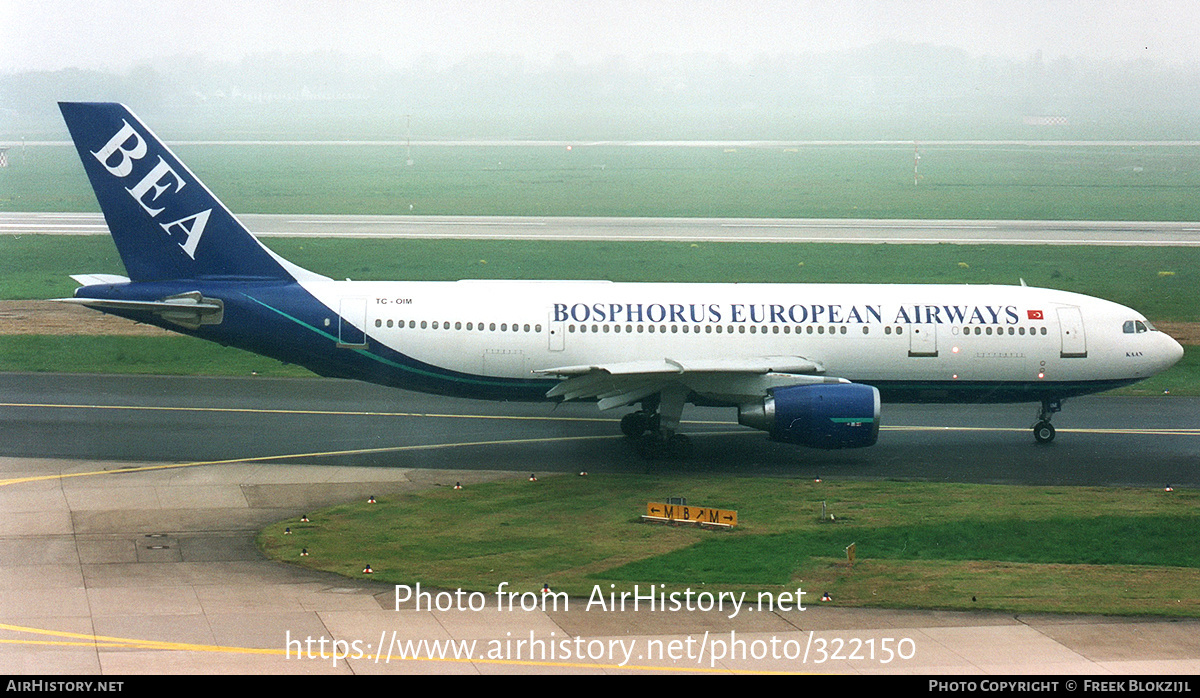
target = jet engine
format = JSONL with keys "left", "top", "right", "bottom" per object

{"left": 738, "top": 383, "right": 880, "bottom": 449}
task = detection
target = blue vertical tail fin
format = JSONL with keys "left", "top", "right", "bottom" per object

{"left": 59, "top": 102, "right": 304, "bottom": 282}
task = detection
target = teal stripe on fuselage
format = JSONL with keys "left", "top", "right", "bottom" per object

{"left": 242, "top": 292, "right": 553, "bottom": 395}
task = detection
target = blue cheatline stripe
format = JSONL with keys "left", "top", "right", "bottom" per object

{"left": 241, "top": 293, "right": 548, "bottom": 391}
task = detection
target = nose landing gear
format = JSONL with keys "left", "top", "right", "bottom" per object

{"left": 1033, "top": 399, "right": 1062, "bottom": 444}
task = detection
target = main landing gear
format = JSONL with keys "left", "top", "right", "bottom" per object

{"left": 1033, "top": 399, "right": 1062, "bottom": 444}
{"left": 620, "top": 386, "right": 693, "bottom": 460}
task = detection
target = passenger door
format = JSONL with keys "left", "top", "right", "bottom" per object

{"left": 1057, "top": 306, "right": 1087, "bottom": 358}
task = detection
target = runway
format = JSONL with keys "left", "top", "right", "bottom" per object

{"left": 2, "top": 373, "right": 1199, "bottom": 675}
{"left": 4, "top": 211, "right": 1200, "bottom": 246}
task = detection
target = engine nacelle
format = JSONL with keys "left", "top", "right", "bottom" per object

{"left": 738, "top": 383, "right": 880, "bottom": 449}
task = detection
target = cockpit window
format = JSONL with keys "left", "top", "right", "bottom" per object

{"left": 1135, "top": 320, "right": 1148, "bottom": 333}
{"left": 1124, "top": 320, "right": 1152, "bottom": 334}
{"left": 1143, "top": 320, "right": 1156, "bottom": 331}
{"left": 1123, "top": 320, "right": 1135, "bottom": 334}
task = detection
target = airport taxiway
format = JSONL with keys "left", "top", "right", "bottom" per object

{"left": 1, "top": 373, "right": 1199, "bottom": 675}
{"left": 2, "top": 373, "right": 1198, "bottom": 487}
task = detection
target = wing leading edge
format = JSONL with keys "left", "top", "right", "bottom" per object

{"left": 535, "top": 355, "right": 841, "bottom": 410}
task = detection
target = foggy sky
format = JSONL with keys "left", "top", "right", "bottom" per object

{"left": 5, "top": 0, "right": 1198, "bottom": 73}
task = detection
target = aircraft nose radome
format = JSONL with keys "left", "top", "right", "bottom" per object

{"left": 1161, "top": 333, "right": 1185, "bottom": 370}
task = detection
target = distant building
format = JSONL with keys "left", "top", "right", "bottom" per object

{"left": 0, "top": 148, "right": 8, "bottom": 167}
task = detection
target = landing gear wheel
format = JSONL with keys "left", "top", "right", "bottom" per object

{"left": 621, "top": 411, "right": 649, "bottom": 438}
{"left": 621, "top": 410, "right": 661, "bottom": 439}
{"left": 631, "top": 387, "right": 688, "bottom": 461}
{"left": 1033, "top": 420, "right": 1056, "bottom": 444}
{"left": 635, "top": 432, "right": 692, "bottom": 460}
{"left": 1032, "top": 399, "right": 1062, "bottom": 444}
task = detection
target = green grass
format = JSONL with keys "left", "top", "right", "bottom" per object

{"left": 0, "top": 236, "right": 126, "bottom": 300}
{"left": 607, "top": 516, "right": 1200, "bottom": 584}
{"left": 0, "top": 335, "right": 315, "bottom": 377}
{"left": 4, "top": 142, "right": 1200, "bottom": 220}
{"left": 258, "top": 475, "right": 1200, "bottom": 617}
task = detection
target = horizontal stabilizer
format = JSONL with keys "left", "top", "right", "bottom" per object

{"left": 71, "top": 273, "right": 131, "bottom": 286}
{"left": 53, "top": 291, "right": 224, "bottom": 330}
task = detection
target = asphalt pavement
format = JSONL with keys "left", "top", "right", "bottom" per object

{"left": 2, "top": 373, "right": 1199, "bottom": 675}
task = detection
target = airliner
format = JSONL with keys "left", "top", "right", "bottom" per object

{"left": 54, "top": 102, "right": 1184, "bottom": 458}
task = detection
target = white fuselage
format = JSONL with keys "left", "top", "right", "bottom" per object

{"left": 301, "top": 279, "right": 1182, "bottom": 403}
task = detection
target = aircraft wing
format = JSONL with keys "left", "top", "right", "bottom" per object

{"left": 535, "top": 356, "right": 843, "bottom": 410}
